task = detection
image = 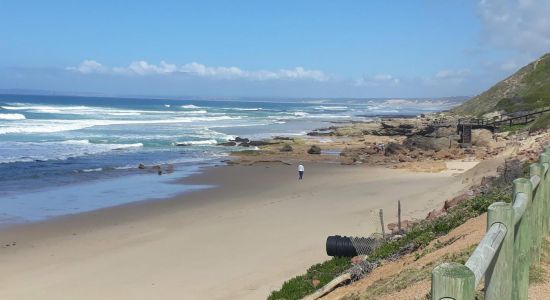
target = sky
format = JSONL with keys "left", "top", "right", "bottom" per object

{"left": 1, "top": 0, "right": 549, "bottom": 99}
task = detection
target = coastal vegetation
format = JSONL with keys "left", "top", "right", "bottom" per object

{"left": 453, "top": 53, "right": 550, "bottom": 117}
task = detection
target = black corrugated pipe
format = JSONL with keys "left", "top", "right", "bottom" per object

{"left": 326, "top": 235, "right": 380, "bottom": 257}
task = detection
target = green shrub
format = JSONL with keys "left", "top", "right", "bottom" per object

{"left": 267, "top": 257, "right": 351, "bottom": 300}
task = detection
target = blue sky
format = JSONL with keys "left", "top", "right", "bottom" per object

{"left": 1, "top": 0, "right": 549, "bottom": 99}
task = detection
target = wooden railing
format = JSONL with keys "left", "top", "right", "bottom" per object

{"left": 458, "top": 106, "right": 550, "bottom": 129}
{"left": 431, "top": 149, "right": 550, "bottom": 300}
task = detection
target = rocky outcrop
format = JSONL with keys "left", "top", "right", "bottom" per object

{"left": 280, "top": 144, "right": 293, "bottom": 152}
{"left": 218, "top": 141, "right": 237, "bottom": 146}
{"left": 307, "top": 145, "right": 322, "bottom": 154}
{"left": 235, "top": 137, "right": 249, "bottom": 143}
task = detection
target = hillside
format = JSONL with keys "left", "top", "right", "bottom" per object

{"left": 453, "top": 53, "right": 550, "bottom": 116}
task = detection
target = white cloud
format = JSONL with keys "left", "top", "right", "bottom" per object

{"left": 66, "top": 60, "right": 108, "bottom": 74}
{"left": 67, "top": 60, "right": 328, "bottom": 81}
{"left": 355, "top": 74, "right": 400, "bottom": 86}
{"left": 113, "top": 60, "right": 178, "bottom": 75}
{"left": 478, "top": 0, "right": 550, "bottom": 55}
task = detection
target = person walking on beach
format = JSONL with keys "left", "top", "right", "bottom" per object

{"left": 298, "top": 164, "right": 305, "bottom": 180}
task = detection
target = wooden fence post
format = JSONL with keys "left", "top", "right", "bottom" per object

{"left": 512, "top": 178, "right": 533, "bottom": 300}
{"left": 431, "top": 263, "right": 475, "bottom": 300}
{"left": 485, "top": 202, "right": 514, "bottom": 300}
{"left": 379, "top": 209, "right": 385, "bottom": 238}
{"left": 530, "top": 163, "right": 544, "bottom": 265}
{"left": 397, "top": 200, "right": 402, "bottom": 233}
{"left": 541, "top": 152, "right": 550, "bottom": 233}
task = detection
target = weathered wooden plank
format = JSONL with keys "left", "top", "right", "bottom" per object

{"left": 432, "top": 263, "right": 475, "bottom": 300}
{"left": 465, "top": 223, "right": 506, "bottom": 286}
{"left": 530, "top": 174, "right": 541, "bottom": 191}
{"left": 513, "top": 192, "right": 528, "bottom": 225}
{"left": 302, "top": 273, "right": 351, "bottom": 300}
{"left": 541, "top": 154, "right": 550, "bottom": 233}
{"left": 530, "top": 163, "right": 544, "bottom": 265}
{"left": 512, "top": 178, "right": 533, "bottom": 300}
{"left": 484, "top": 202, "right": 514, "bottom": 300}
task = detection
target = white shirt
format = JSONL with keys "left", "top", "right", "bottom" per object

{"left": 298, "top": 165, "right": 304, "bottom": 172}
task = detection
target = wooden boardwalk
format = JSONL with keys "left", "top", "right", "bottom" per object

{"left": 459, "top": 107, "right": 550, "bottom": 131}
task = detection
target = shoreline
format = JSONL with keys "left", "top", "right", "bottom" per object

{"left": 0, "top": 160, "right": 488, "bottom": 299}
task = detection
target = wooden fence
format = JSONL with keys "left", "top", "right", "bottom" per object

{"left": 431, "top": 149, "right": 550, "bottom": 300}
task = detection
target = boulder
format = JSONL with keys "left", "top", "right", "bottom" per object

{"left": 280, "top": 144, "right": 293, "bottom": 152}
{"left": 384, "top": 142, "right": 403, "bottom": 156}
{"left": 138, "top": 163, "right": 146, "bottom": 169}
{"left": 218, "top": 141, "right": 237, "bottom": 146}
{"left": 307, "top": 145, "right": 322, "bottom": 154}
{"left": 235, "top": 137, "right": 249, "bottom": 143}
{"left": 249, "top": 140, "right": 272, "bottom": 146}
{"left": 274, "top": 136, "right": 294, "bottom": 141}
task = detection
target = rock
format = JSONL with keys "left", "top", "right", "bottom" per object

{"left": 218, "top": 141, "right": 237, "bottom": 146}
{"left": 138, "top": 163, "right": 146, "bottom": 169}
{"left": 235, "top": 137, "right": 249, "bottom": 143}
{"left": 307, "top": 145, "right": 322, "bottom": 154}
{"left": 311, "top": 279, "right": 321, "bottom": 287}
{"left": 384, "top": 142, "right": 403, "bottom": 156}
{"left": 274, "top": 136, "right": 294, "bottom": 141}
{"left": 404, "top": 135, "right": 441, "bottom": 151}
{"left": 426, "top": 208, "right": 446, "bottom": 220}
{"left": 351, "top": 255, "right": 366, "bottom": 264}
{"left": 249, "top": 140, "right": 274, "bottom": 146}
{"left": 280, "top": 144, "right": 293, "bottom": 152}
{"left": 444, "top": 193, "right": 470, "bottom": 210}
{"left": 390, "top": 234, "right": 403, "bottom": 241}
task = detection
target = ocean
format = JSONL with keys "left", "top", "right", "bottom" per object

{"left": 0, "top": 94, "right": 459, "bottom": 225}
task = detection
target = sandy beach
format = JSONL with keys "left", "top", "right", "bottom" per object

{"left": 0, "top": 161, "right": 490, "bottom": 300}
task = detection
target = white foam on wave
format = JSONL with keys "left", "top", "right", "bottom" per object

{"left": 230, "top": 108, "right": 262, "bottom": 111}
{"left": 0, "top": 115, "right": 241, "bottom": 135}
{"left": 181, "top": 104, "right": 200, "bottom": 109}
{"left": 175, "top": 139, "right": 218, "bottom": 146}
{"left": 0, "top": 140, "right": 144, "bottom": 164}
{"left": 0, "top": 113, "right": 26, "bottom": 120}
{"left": 82, "top": 168, "right": 103, "bottom": 173}
{"left": 3, "top": 103, "right": 160, "bottom": 116}
{"left": 293, "top": 112, "right": 309, "bottom": 117}
{"left": 106, "top": 112, "right": 142, "bottom": 116}
{"left": 314, "top": 106, "right": 348, "bottom": 110}
{"left": 164, "top": 104, "right": 171, "bottom": 108}
{"left": 180, "top": 110, "right": 208, "bottom": 114}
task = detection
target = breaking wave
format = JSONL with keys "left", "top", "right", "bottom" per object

{"left": 0, "top": 113, "right": 26, "bottom": 120}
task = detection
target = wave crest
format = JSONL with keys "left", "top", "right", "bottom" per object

{"left": 0, "top": 113, "right": 26, "bottom": 120}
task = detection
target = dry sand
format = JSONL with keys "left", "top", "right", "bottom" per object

{"left": 0, "top": 163, "right": 479, "bottom": 300}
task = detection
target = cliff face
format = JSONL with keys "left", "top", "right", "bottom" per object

{"left": 453, "top": 53, "right": 550, "bottom": 116}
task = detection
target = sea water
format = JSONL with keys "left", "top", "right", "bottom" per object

{"left": 0, "top": 94, "right": 459, "bottom": 225}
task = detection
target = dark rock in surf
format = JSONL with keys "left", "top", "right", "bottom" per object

{"left": 218, "top": 141, "right": 237, "bottom": 146}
